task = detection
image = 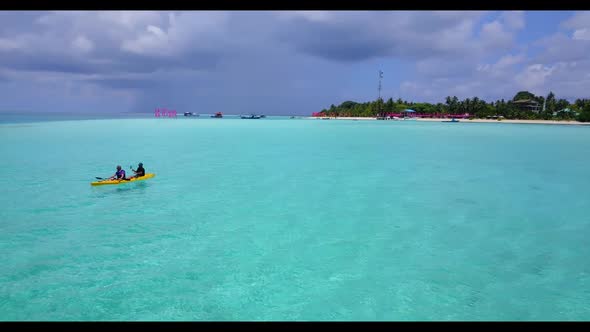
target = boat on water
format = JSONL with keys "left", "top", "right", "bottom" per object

{"left": 184, "top": 112, "right": 199, "bottom": 117}
{"left": 442, "top": 118, "right": 460, "bottom": 123}
{"left": 240, "top": 114, "right": 262, "bottom": 119}
{"left": 91, "top": 173, "right": 156, "bottom": 186}
{"left": 211, "top": 112, "right": 223, "bottom": 118}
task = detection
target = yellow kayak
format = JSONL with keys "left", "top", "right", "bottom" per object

{"left": 91, "top": 173, "right": 156, "bottom": 186}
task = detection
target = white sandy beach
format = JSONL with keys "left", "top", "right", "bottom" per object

{"left": 416, "top": 118, "right": 589, "bottom": 125}
{"left": 308, "top": 116, "right": 377, "bottom": 120}
{"left": 307, "top": 116, "right": 589, "bottom": 125}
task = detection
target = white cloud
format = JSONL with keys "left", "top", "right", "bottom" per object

{"left": 496, "top": 53, "right": 525, "bottom": 68}
{"left": 561, "top": 11, "right": 590, "bottom": 30}
{"left": 476, "top": 53, "right": 525, "bottom": 81}
{"left": 472, "top": 12, "right": 524, "bottom": 55}
{"left": 481, "top": 53, "right": 525, "bottom": 71}
{"left": 500, "top": 11, "right": 525, "bottom": 30}
{"left": 511, "top": 61, "right": 590, "bottom": 99}
{"left": 534, "top": 12, "right": 590, "bottom": 65}
{"left": 431, "top": 19, "right": 477, "bottom": 53}
{"left": 273, "top": 11, "right": 509, "bottom": 62}
{"left": 121, "top": 25, "right": 171, "bottom": 56}
{"left": 514, "top": 64, "right": 554, "bottom": 92}
{"left": 558, "top": 12, "right": 590, "bottom": 40}
{"left": 0, "top": 38, "right": 23, "bottom": 51}
{"left": 71, "top": 35, "right": 94, "bottom": 53}
{"left": 480, "top": 20, "right": 513, "bottom": 50}
{"left": 535, "top": 33, "right": 589, "bottom": 63}
{"left": 572, "top": 28, "right": 590, "bottom": 40}
{"left": 96, "top": 11, "right": 163, "bottom": 29}
{"left": 119, "top": 11, "right": 230, "bottom": 57}
{"left": 276, "top": 11, "right": 334, "bottom": 22}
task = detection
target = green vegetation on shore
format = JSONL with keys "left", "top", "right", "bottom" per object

{"left": 319, "top": 91, "right": 590, "bottom": 122}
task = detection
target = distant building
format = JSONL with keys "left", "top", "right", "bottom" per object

{"left": 512, "top": 99, "right": 541, "bottom": 113}
{"left": 553, "top": 108, "right": 578, "bottom": 116}
{"left": 401, "top": 109, "right": 416, "bottom": 117}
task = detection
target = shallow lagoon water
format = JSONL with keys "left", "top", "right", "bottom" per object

{"left": 1, "top": 117, "right": 589, "bottom": 320}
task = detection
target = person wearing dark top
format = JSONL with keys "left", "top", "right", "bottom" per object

{"left": 130, "top": 163, "right": 145, "bottom": 178}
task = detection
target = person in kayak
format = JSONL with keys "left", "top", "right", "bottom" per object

{"left": 130, "top": 162, "right": 145, "bottom": 178}
{"left": 108, "top": 165, "right": 127, "bottom": 181}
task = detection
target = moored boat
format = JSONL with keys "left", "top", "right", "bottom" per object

{"left": 442, "top": 118, "right": 460, "bottom": 123}
{"left": 240, "top": 114, "right": 262, "bottom": 119}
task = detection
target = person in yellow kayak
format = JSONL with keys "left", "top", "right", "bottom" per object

{"left": 108, "top": 165, "right": 127, "bottom": 181}
{"left": 130, "top": 162, "right": 145, "bottom": 179}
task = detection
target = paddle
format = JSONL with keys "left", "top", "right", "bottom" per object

{"left": 95, "top": 176, "right": 130, "bottom": 182}
{"left": 95, "top": 176, "right": 114, "bottom": 182}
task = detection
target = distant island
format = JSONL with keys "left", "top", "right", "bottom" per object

{"left": 315, "top": 91, "right": 590, "bottom": 123}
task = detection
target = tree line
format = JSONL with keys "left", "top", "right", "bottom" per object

{"left": 318, "top": 91, "right": 590, "bottom": 122}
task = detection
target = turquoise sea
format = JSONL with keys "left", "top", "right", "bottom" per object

{"left": 1, "top": 115, "right": 590, "bottom": 320}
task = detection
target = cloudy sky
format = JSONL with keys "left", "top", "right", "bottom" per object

{"left": 1, "top": 11, "right": 589, "bottom": 115}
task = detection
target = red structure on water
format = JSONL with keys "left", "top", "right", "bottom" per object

{"left": 154, "top": 108, "right": 177, "bottom": 118}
